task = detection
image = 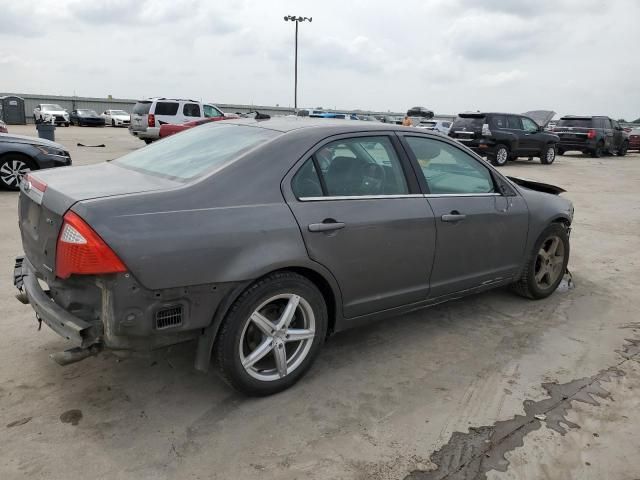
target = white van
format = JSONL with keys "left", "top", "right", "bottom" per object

{"left": 129, "top": 98, "right": 224, "bottom": 144}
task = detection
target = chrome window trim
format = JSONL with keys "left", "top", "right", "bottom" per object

{"left": 423, "top": 193, "right": 501, "bottom": 198}
{"left": 298, "top": 193, "right": 502, "bottom": 201}
{"left": 298, "top": 194, "right": 424, "bottom": 202}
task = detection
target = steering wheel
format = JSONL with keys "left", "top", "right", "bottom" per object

{"left": 359, "top": 162, "right": 386, "bottom": 194}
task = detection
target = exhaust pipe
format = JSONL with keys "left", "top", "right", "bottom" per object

{"left": 50, "top": 345, "right": 102, "bottom": 366}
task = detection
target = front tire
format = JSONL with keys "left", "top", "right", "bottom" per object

{"left": 0, "top": 154, "right": 35, "bottom": 191}
{"left": 591, "top": 142, "right": 604, "bottom": 158}
{"left": 512, "top": 223, "right": 570, "bottom": 300}
{"left": 617, "top": 141, "right": 628, "bottom": 157}
{"left": 489, "top": 144, "right": 509, "bottom": 166}
{"left": 215, "top": 271, "right": 328, "bottom": 396}
{"left": 540, "top": 144, "right": 556, "bottom": 165}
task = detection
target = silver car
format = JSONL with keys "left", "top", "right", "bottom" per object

{"left": 14, "top": 118, "right": 573, "bottom": 396}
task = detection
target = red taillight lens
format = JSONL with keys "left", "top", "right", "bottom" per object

{"left": 587, "top": 129, "right": 596, "bottom": 139}
{"left": 148, "top": 113, "right": 155, "bottom": 127}
{"left": 25, "top": 173, "right": 47, "bottom": 192}
{"left": 56, "top": 211, "right": 127, "bottom": 279}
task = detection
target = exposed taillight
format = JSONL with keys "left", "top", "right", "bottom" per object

{"left": 148, "top": 113, "right": 155, "bottom": 127}
{"left": 481, "top": 123, "right": 492, "bottom": 136}
{"left": 587, "top": 129, "right": 596, "bottom": 139}
{"left": 25, "top": 173, "right": 47, "bottom": 193}
{"left": 56, "top": 211, "right": 127, "bottom": 279}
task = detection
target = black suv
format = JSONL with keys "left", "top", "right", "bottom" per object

{"left": 554, "top": 116, "right": 629, "bottom": 157}
{"left": 448, "top": 112, "right": 559, "bottom": 166}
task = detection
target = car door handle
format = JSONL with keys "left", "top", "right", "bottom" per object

{"left": 441, "top": 211, "right": 466, "bottom": 223}
{"left": 308, "top": 220, "right": 345, "bottom": 232}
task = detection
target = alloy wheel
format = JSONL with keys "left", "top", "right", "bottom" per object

{"left": 239, "top": 293, "right": 316, "bottom": 382}
{"left": 546, "top": 147, "right": 555, "bottom": 163}
{"left": 496, "top": 148, "right": 508, "bottom": 165}
{"left": 534, "top": 235, "right": 565, "bottom": 289}
{"left": 0, "top": 159, "right": 28, "bottom": 188}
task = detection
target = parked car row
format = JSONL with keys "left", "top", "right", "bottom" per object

{"left": 32, "top": 104, "right": 131, "bottom": 128}
{"left": 448, "top": 111, "right": 631, "bottom": 166}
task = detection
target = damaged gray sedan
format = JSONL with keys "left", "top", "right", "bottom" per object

{"left": 14, "top": 118, "right": 573, "bottom": 396}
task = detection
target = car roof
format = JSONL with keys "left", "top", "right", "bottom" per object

{"left": 220, "top": 116, "right": 419, "bottom": 134}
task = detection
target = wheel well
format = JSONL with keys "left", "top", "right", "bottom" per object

{"left": 552, "top": 217, "right": 571, "bottom": 229}
{"left": 280, "top": 267, "right": 338, "bottom": 335}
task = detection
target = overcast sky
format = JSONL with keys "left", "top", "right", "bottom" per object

{"left": 2, "top": 0, "right": 639, "bottom": 119}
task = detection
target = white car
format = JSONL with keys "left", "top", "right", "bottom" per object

{"left": 129, "top": 98, "right": 225, "bottom": 144}
{"left": 101, "top": 109, "right": 131, "bottom": 127}
{"left": 415, "top": 119, "right": 452, "bottom": 134}
{"left": 33, "top": 104, "right": 70, "bottom": 127}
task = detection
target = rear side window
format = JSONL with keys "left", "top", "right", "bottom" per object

{"left": 114, "top": 124, "right": 279, "bottom": 180}
{"left": 183, "top": 103, "right": 201, "bottom": 117}
{"left": 132, "top": 102, "right": 151, "bottom": 115}
{"left": 557, "top": 118, "right": 592, "bottom": 128}
{"left": 491, "top": 115, "right": 507, "bottom": 129}
{"left": 292, "top": 160, "right": 323, "bottom": 198}
{"left": 452, "top": 116, "right": 484, "bottom": 130}
{"left": 405, "top": 137, "right": 495, "bottom": 195}
{"left": 154, "top": 102, "right": 179, "bottom": 116}
{"left": 507, "top": 116, "right": 522, "bottom": 130}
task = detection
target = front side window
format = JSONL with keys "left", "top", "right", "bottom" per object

{"left": 522, "top": 117, "right": 538, "bottom": 133}
{"left": 507, "top": 116, "right": 522, "bottom": 130}
{"left": 183, "top": 103, "right": 201, "bottom": 117}
{"left": 294, "top": 136, "right": 409, "bottom": 198}
{"left": 204, "top": 105, "right": 222, "bottom": 117}
{"left": 405, "top": 137, "right": 495, "bottom": 195}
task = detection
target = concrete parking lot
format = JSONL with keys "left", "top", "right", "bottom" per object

{"left": 1, "top": 125, "right": 640, "bottom": 480}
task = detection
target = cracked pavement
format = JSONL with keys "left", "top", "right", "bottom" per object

{"left": 1, "top": 126, "right": 640, "bottom": 479}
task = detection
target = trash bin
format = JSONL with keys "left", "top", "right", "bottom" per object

{"left": 36, "top": 123, "right": 56, "bottom": 142}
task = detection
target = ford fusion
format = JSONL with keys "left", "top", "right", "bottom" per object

{"left": 13, "top": 118, "right": 574, "bottom": 396}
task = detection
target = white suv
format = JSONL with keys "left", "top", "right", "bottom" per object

{"left": 33, "top": 104, "right": 70, "bottom": 127}
{"left": 129, "top": 98, "right": 224, "bottom": 144}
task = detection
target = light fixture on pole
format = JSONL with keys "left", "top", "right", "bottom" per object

{"left": 283, "top": 15, "right": 312, "bottom": 111}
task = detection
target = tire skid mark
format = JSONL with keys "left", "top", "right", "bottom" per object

{"left": 404, "top": 334, "right": 640, "bottom": 480}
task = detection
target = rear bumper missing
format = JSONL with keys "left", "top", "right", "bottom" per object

{"left": 14, "top": 256, "right": 100, "bottom": 348}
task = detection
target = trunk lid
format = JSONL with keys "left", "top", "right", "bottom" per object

{"left": 130, "top": 100, "right": 152, "bottom": 133}
{"left": 449, "top": 114, "right": 485, "bottom": 142}
{"left": 19, "top": 162, "right": 180, "bottom": 282}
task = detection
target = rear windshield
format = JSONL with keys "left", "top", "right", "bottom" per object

{"left": 132, "top": 102, "right": 151, "bottom": 115}
{"left": 451, "top": 116, "right": 484, "bottom": 130}
{"left": 114, "top": 123, "right": 279, "bottom": 180}
{"left": 557, "top": 118, "right": 592, "bottom": 127}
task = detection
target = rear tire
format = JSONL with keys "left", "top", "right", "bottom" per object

{"left": 512, "top": 223, "right": 570, "bottom": 300}
{"left": 556, "top": 147, "right": 564, "bottom": 156}
{"left": 112, "top": 120, "right": 116, "bottom": 127}
{"left": 591, "top": 142, "right": 604, "bottom": 158}
{"left": 143, "top": 139, "right": 153, "bottom": 145}
{"left": 540, "top": 144, "right": 556, "bottom": 165}
{"left": 0, "top": 154, "right": 36, "bottom": 191}
{"left": 215, "top": 271, "right": 327, "bottom": 396}
{"left": 489, "top": 144, "right": 509, "bottom": 166}
{"left": 617, "top": 141, "right": 628, "bottom": 157}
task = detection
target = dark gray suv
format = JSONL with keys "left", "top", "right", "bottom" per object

{"left": 14, "top": 119, "right": 574, "bottom": 396}
{"left": 554, "top": 116, "right": 629, "bottom": 157}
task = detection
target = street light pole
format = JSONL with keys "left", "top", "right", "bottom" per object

{"left": 284, "top": 15, "right": 312, "bottom": 111}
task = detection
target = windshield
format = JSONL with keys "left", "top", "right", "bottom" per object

{"left": 78, "top": 109, "right": 98, "bottom": 116}
{"left": 111, "top": 110, "right": 128, "bottom": 115}
{"left": 557, "top": 118, "right": 592, "bottom": 128}
{"left": 114, "top": 123, "right": 279, "bottom": 180}
{"left": 42, "top": 104, "right": 64, "bottom": 111}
